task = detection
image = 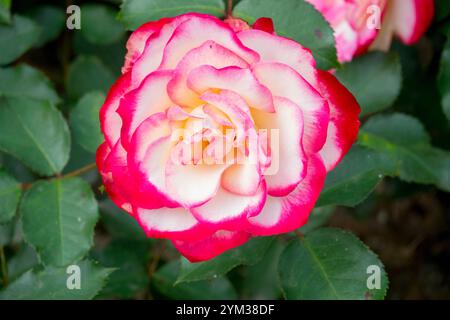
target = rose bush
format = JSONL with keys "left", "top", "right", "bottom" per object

{"left": 97, "top": 13, "right": 360, "bottom": 262}
{"left": 306, "top": 0, "right": 434, "bottom": 62}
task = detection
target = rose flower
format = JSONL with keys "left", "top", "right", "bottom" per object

{"left": 306, "top": 0, "right": 434, "bottom": 62}
{"left": 97, "top": 13, "right": 360, "bottom": 262}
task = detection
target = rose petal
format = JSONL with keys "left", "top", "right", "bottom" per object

{"left": 252, "top": 96, "right": 307, "bottom": 196}
{"left": 188, "top": 65, "right": 275, "bottom": 112}
{"left": 136, "top": 207, "right": 213, "bottom": 241}
{"left": 317, "top": 70, "right": 360, "bottom": 171}
{"left": 122, "top": 17, "right": 172, "bottom": 74}
{"left": 238, "top": 29, "right": 318, "bottom": 88}
{"left": 100, "top": 72, "right": 132, "bottom": 147}
{"left": 117, "top": 70, "right": 174, "bottom": 148}
{"left": 159, "top": 15, "right": 259, "bottom": 70}
{"left": 252, "top": 62, "right": 329, "bottom": 154}
{"left": 167, "top": 40, "right": 250, "bottom": 108}
{"left": 190, "top": 181, "right": 266, "bottom": 230}
{"left": 172, "top": 230, "right": 251, "bottom": 262}
{"left": 247, "top": 154, "right": 326, "bottom": 235}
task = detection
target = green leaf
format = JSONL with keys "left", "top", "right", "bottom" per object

{"left": 92, "top": 239, "right": 149, "bottom": 299}
{"left": 0, "top": 0, "right": 11, "bottom": 24}
{"left": 7, "top": 244, "right": 38, "bottom": 281}
{"left": 300, "top": 206, "right": 335, "bottom": 233}
{"left": 0, "top": 64, "right": 60, "bottom": 104}
{"left": 0, "top": 219, "right": 14, "bottom": 246}
{"left": 234, "top": 0, "right": 338, "bottom": 70}
{"left": 239, "top": 239, "right": 284, "bottom": 299}
{"left": 0, "top": 260, "right": 113, "bottom": 299}
{"left": 21, "top": 178, "right": 99, "bottom": 267}
{"left": 0, "top": 96, "right": 70, "bottom": 176}
{"left": 359, "top": 113, "right": 450, "bottom": 191}
{"left": 153, "top": 260, "right": 238, "bottom": 299}
{"left": 316, "top": 146, "right": 395, "bottom": 207}
{"left": 81, "top": 4, "right": 125, "bottom": 45}
{"left": 335, "top": 52, "right": 402, "bottom": 116}
{"left": 176, "top": 236, "right": 274, "bottom": 283}
{"left": 278, "top": 228, "right": 388, "bottom": 300}
{"left": 70, "top": 91, "right": 105, "bottom": 153}
{"left": 26, "top": 5, "right": 65, "bottom": 48}
{"left": 66, "top": 55, "right": 115, "bottom": 99}
{"left": 0, "top": 15, "right": 40, "bottom": 65}
{"left": 0, "top": 170, "right": 21, "bottom": 223}
{"left": 119, "top": 0, "right": 226, "bottom": 30}
{"left": 99, "top": 199, "right": 147, "bottom": 240}
{"left": 73, "top": 32, "right": 127, "bottom": 75}
{"left": 438, "top": 36, "right": 450, "bottom": 122}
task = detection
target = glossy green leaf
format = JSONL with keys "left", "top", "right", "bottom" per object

{"left": 0, "top": 0, "right": 11, "bottom": 24}
{"left": 335, "top": 52, "right": 402, "bottom": 116}
{"left": 99, "top": 199, "right": 147, "bottom": 240}
{"left": 0, "top": 170, "right": 21, "bottom": 223}
{"left": 359, "top": 113, "right": 450, "bottom": 192}
{"left": 0, "top": 219, "right": 14, "bottom": 245}
{"left": 438, "top": 36, "right": 450, "bottom": 122}
{"left": 279, "top": 228, "right": 388, "bottom": 300}
{"left": 21, "top": 178, "right": 99, "bottom": 267}
{"left": 81, "top": 4, "right": 125, "bottom": 45}
{"left": 300, "top": 206, "right": 335, "bottom": 233}
{"left": 0, "top": 15, "right": 40, "bottom": 65}
{"left": 176, "top": 236, "right": 274, "bottom": 283}
{"left": 316, "top": 146, "right": 395, "bottom": 207}
{"left": 70, "top": 91, "right": 105, "bottom": 153}
{"left": 0, "top": 64, "right": 60, "bottom": 104}
{"left": 6, "top": 244, "right": 38, "bottom": 281}
{"left": 153, "top": 260, "right": 238, "bottom": 300}
{"left": 66, "top": 55, "right": 115, "bottom": 99}
{"left": 239, "top": 239, "right": 284, "bottom": 299}
{"left": 26, "top": 5, "right": 65, "bottom": 47}
{"left": 119, "top": 0, "right": 226, "bottom": 30}
{"left": 73, "top": 32, "right": 126, "bottom": 75}
{"left": 0, "top": 260, "right": 113, "bottom": 299}
{"left": 0, "top": 96, "right": 70, "bottom": 176}
{"left": 234, "top": 0, "right": 338, "bottom": 70}
{"left": 93, "top": 239, "right": 149, "bottom": 299}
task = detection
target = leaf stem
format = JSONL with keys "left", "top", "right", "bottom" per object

{"left": 21, "top": 162, "right": 97, "bottom": 190}
{"left": 0, "top": 246, "right": 8, "bottom": 287}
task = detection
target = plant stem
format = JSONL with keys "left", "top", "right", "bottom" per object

{"left": 21, "top": 162, "right": 97, "bottom": 190}
{"left": 0, "top": 246, "right": 8, "bottom": 287}
{"left": 60, "top": 162, "right": 97, "bottom": 180}
{"left": 227, "top": 0, "right": 233, "bottom": 17}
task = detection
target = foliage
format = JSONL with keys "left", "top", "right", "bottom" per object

{"left": 0, "top": 0, "right": 449, "bottom": 300}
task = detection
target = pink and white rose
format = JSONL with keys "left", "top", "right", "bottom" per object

{"left": 306, "top": 0, "right": 435, "bottom": 62}
{"left": 97, "top": 13, "right": 360, "bottom": 262}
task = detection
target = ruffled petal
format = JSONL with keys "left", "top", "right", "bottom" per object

{"left": 317, "top": 70, "right": 360, "bottom": 171}
{"left": 167, "top": 40, "right": 249, "bottom": 108}
{"left": 247, "top": 154, "right": 326, "bottom": 235}
{"left": 127, "top": 113, "right": 179, "bottom": 209}
{"left": 252, "top": 96, "right": 307, "bottom": 196}
{"left": 136, "top": 206, "right": 213, "bottom": 241}
{"left": 188, "top": 65, "right": 274, "bottom": 112}
{"left": 165, "top": 159, "right": 230, "bottom": 208}
{"left": 159, "top": 15, "right": 259, "bottom": 70}
{"left": 99, "top": 72, "right": 132, "bottom": 147}
{"left": 172, "top": 230, "right": 251, "bottom": 262}
{"left": 190, "top": 181, "right": 266, "bottom": 230}
{"left": 252, "top": 17, "right": 275, "bottom": 34}
{"left": 117, "top": 70, "right": 174, "bottom": 148}
{"left": 252, "top": 62, "right": 329, "bottom": 154}
{"left": 238, "top": 29, "right": 318, "bottom": 88}
{"left": 122, "top": 18, "right": 172, "bottom": 74}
